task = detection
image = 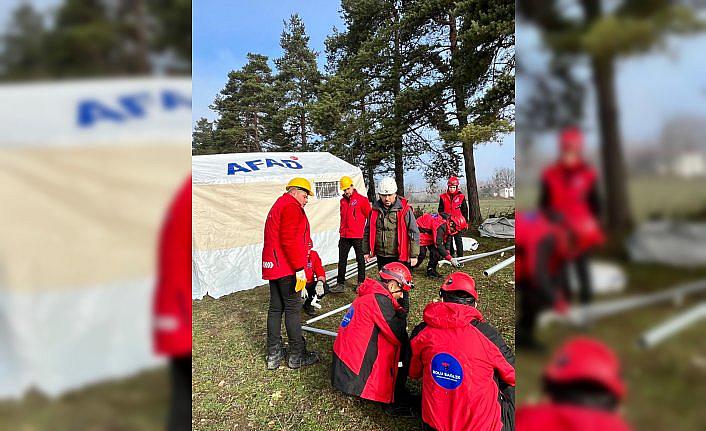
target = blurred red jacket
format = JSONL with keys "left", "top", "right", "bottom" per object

{"left": 410, "top": 302, "right": 516, "bottom": 431}
{"left": 262, "top": 193, "right": 311, "bottom": 280}
{"left": 340, "top": 189, "right": 371, "bottom": 239}
{"left": 541, "top": 162, "right": 605, "bottom": 254}
{"left": 153, "top": 175, "right": 192, "bottom": 357}
{"left": 331, "top": 278, "right": 407, "bottom": 404}
{"left": 517, "top": 403, "right": 632, "bottom": 431}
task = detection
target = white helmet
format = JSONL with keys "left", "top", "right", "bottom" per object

{"left": 378, "top": 177, "right": 397, "bottom": 195}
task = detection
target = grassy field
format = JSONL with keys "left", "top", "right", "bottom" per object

{"left": 0, "top": 368, "right": 169, "bottom": 430}
{"left": 192, "top": 236, "right": 515, "bottom": 431}
{"left": 517, "top": 259, "right": 706, "bottom": 431}
{"left": 414, "top": 198, "right": 515, "bottom": 220}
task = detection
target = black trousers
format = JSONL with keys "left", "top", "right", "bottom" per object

{"left": 167, "top": 355, "right": 191, "bottom": 431}
{"left": 446, "top": 233, "right": 464, "bottom": 258}
{"left": 574, "top": 253, "right": 593, "bottom": 304}
{"left": 516, "top": 281, "right": 542, "bottom": 346}
{"left": 337, "top": 237, "right": 366, "bottom": 284}
{"left": 267, "top": 275, "right": 304, "bottom": 353}
{"left": 414, "top": 245, "right": 441, "bottom": 271}
{"left": 303, "top": 281, "right": 317, "bottom": 308}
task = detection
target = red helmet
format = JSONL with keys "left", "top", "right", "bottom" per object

{"left": 379, "top": 262, "right": 414, "bottom": 291}
{"left": 440, "top": 272, "right": 477, "bottom": 300}
{"left": 447, "top": 176, "right": 460, "bottom": 187}
{"left": 544, "top": 336, "right": 626, "bottom": 400}
{"left": 559, "top": 126, "right": 584, "bottom": 153}
{"left": 448, "top": 215, "right": 468, "bottom": 234}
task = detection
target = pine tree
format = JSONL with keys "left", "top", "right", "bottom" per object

{"left": 211, "top": 53, "right": 277, "bottom": 152}
{"left": 192, "top": 117, "right": 217, "bottom": 154}
{"left": 0, "top": 3, "right": 48, "bottom": 80}
{"left": 274, "top": 14, "right": 322, "bottom": 152}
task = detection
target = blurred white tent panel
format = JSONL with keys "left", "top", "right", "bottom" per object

{"left": 0, "top": 77, "right": 191, "bottom": 398}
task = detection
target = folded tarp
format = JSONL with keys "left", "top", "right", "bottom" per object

{"left": 627, "top": 221, "right": 706, "bottom": 267}
{"left": 478, "top": 217, "right": 515, "bottom": 239}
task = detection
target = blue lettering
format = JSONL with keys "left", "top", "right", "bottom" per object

{"left": 119, "top": 92, "right": 150, "bottom": 118}
{"left": 227, "top": 162, "right": 250, "bottom": 175}
{"left": 77, "top": 100, "right": 124, "bottom": 127}
{"left": 245, "top": 159, "right": 264, "bottom": 171}
{"left": 282, "top": 160, "right": 303, "bottom": 169}
{"left": 162, "top": 89, "right": 191, "bottom": 110}
{"left": 266, "top": 159, "right": 285, "bottom": 168}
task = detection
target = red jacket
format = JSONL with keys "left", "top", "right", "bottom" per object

{"left": 153, "top": 175, "right": 192, "bottom": 357}
{"left": 340, "top": 189, "right": 371, "bottom": 239}
{"left": 541, "top": 162, "right": 605, "bottom": 254}
{"left": 417, "top": 213, "right": 452, "bottom": 260}
{"left": 262, "top": 193, "right": 311, "bottom": 280}
{"left": 439, "top": 191, "right": 467, "bottom": 219}
{"left": 410, "top": 302, "right": 516, "bottom": 431}
{"left": 305, "top": 250, "right": 326, "bottom": 283}
{"left": 331, "top": 278, "right": 407, "bottom": 404}
{"left": 515, "top": 211, "right": 569, "bottom": 284}
{"left": 366, "top": 197, "right": 415, "bottom": 262}
{"left": 517, "top": 404, "right": 632, "bottom": 431}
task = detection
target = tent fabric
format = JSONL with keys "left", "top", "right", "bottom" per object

{"left": 478, "top": 217, "right": 515, "bottom": 239}
{"left": 0, "top": 78, "right": 191, "bottom": 399}
{"left": 192, "top": 152, "right": 366, "bottom": 299}
{"left": 627, "top": 221, "right": 706, "bottom": 267}
{"left": 569, "top": 261, "right": 626, "bottom": 295}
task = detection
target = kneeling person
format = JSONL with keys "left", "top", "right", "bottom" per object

{"left": 331, "top": 263, "right": 413, "bottom": 409}
{"left": 410, "top": 273, "right": 515, "bottom": 431}
{"left": 301, "top": 245, "right": 328, "bottom": 317}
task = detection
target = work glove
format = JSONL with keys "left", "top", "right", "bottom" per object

{"left": 295, "top": 269, "right": 307, "bottom": 292}
{"left": 314, "top": 280, "right": 326, "bottom": 297}
{"left": 450, "top": 257, "right": 462, "bottom": 268}
{"left": 300, "top": 288, "right": 309, "bottom": 300}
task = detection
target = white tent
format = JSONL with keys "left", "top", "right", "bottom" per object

{"left": 0, "top": 77, "right": 191, "bottom": 399}
{"left": 192, "top": 152, "right": 366, "bottom": 299}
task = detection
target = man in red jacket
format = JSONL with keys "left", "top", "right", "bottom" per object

{"left": 414, "top": 213, "right": 465, "bottom": 278}
{"left": 540, "top": 127, "right": 605, "bottom": 304}
{"left": 438, "top": 176, "right": 468, "bottom": 258}
{"left": 332, "top": 175, "right": 371, "bottom": 294}
{"left": 410, "top": 272, "right": 516, "bottom": 431}
{"left": 152, "top": 175, "right": 192, "bottom": 431}
{"left": 515, "top": 210, "right": 571, "bottom": 350}
{"left": 331, "top": 262, "right": 416, "bottom": 417}
{"left": 517, "top": 337, "right": 631, "bottom": 431}
{"left": 262, "top": 177, "right": 319, "bottom": 370}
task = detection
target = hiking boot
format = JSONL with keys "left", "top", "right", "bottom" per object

{"left": 265, "top": 341, "right": 287, "bottom": 370}
{"left": 287, "top": 349, "right": 320, "bottom": 369}
{"left": 302, "top": 303, "right": 318, "bottom": 317}
{"left": 384, "top": 403, "right": 418, "bottom": 418}
{"left": 329, "top": 283, "right": 346, "bottom": 294}
{"left": 426, "top": 268, "right": 443, "bottom": 279}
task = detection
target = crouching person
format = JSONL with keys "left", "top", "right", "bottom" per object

{"left": 331, "top": 262, "right": 416, "bottom": 417}
{"left": 410, "top": 273, "right": 515, "bottom": 431}
{"left": 301, "top": 244, "right": 327, "bottom": 317}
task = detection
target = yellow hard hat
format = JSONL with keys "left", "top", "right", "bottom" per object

{"left": 340, "top": 176, "right": 354, "bottom": 190}
{"left": 286, "top": 177, "right": 314, "bottom": 196}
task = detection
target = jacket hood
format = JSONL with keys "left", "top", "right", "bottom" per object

{"left": 423, "top": 301, "right": 483, "bottom": 329}
{"left": 358, "top": 278, "right": 391, "bottom": 297}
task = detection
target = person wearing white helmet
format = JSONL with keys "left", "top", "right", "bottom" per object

{"left": 363, "top": 176, "right": 420, "bottom": 272}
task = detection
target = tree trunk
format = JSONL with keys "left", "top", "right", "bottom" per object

{"left": 392, "top": 2, "right": 405, "bottom": 196}
{"left": 253, "top": 112, "right": 260, "bottom": 151}
{"left": 366, "top": 162, "right": 376, "bottom": 202}
{"left": 299, "top": 111, "right": 307, "bottom": 151}
{"left": 591, "top": 55, "right": 633, "bottom": 232}
{"left": 449, "top": 12, "right": 479, "bottom": 224}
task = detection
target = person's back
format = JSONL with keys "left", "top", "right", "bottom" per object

{"left": 410, "top": 301, "right": 515, "bottom": 431}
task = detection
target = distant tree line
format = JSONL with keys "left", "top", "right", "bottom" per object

{"left": 193, "top": 0, "right": 515, "bottom": 225}
{"left": 0, "top": 0, "right": 190, "bottom": 80}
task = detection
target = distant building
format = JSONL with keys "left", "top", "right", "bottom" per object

{"left": 499, "top": 187, "right": 514, "bottom": 199}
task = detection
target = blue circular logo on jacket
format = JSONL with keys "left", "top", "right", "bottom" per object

{"left": 431, "top": 353, "right": 463, "bottom": 390}
{"left": 341, "top": 306, "right": 354, "bottom": 327}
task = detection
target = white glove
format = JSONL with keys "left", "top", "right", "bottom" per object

{"left": 295, "top": 269, "right": 307, "bottom": 292}
{"left": 300, "top": 288, "right": 309, "bottom": 300}
{"left": 451, "top": 258, "right": 462, "bottom": 268}
{"left": 314, "top": 280, "right": 326, "bottom": 297}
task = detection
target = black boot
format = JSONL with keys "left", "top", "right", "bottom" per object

{"left": 288, "top": 337, "right": 320, "bottom": 369}
{"left": 302, "top": 302, "right": 318, "bottom": 317}
{"left": 426, "top": 268, "right": 442, "bottom": 278}
{"left": 266, "top": 339, "right": 287, "bottom": 370}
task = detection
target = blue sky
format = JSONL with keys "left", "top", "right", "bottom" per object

{"left": 193, "top": 0, "right": 515, "bottom": 187}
